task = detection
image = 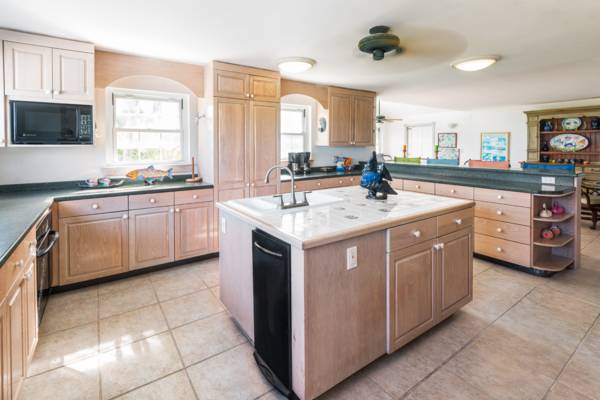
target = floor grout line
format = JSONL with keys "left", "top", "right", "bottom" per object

{"left": 541, "top": 313, "right": 600, "bottom": 400}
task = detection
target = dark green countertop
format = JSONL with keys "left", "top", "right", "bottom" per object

{"left": 0, "top": 180, "right": 213, "bottom": 266}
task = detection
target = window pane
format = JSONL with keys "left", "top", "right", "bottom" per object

{"left": 281, "top": 134, "right": 304, "bottom": 156}
{"left": 407, "top": 125, "right": 434, "bottom": 158}
{"left": 115, "top": 130, "right": 182, "bottom": 163}
{"left": 114, "top": 96, "right": 181, "bottom": 130}
{"left": 281, "top": 109, "right": 304, "bottom": 134}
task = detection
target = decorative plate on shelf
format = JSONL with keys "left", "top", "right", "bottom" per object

{"left": 561, "top": 118, "right": 582, "bottom": 131}
{"left": 549, "top": 134, "right": 589, "bottom": 152}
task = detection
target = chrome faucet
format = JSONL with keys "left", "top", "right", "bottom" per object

{"left": 264, "top": 165, "right": 310, "bottom": 209}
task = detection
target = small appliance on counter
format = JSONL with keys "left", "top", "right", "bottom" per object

{"left": 287, "top": 152, "right": 311, "bottom": 175}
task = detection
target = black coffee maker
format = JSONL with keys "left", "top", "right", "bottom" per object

{"left": 288, "top": 152, "right": 311, "bottom": 175}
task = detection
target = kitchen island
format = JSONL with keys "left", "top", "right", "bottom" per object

{"left": 217, "top": 186, "right": 475, "bottom": 399}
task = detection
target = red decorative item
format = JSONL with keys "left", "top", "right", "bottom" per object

{"left": 550, "top": 225, "right": 561, "bottom": 237}
{"left": 541, "top": 228, "right": 555, "bottom": 240}
{"left": 551, "top": 202, "right": 565, "bottom": 215}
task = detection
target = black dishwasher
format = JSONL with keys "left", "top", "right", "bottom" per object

{"left": 252, "top": 229, "right": 295, "bottom": 398}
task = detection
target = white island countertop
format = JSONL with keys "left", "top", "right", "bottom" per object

{"left": 217, "top": 186, "right": 474, "bottom": 249}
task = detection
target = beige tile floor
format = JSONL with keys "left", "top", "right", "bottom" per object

{"left": 20, "top": 222, "right": 600, "bottom": 400}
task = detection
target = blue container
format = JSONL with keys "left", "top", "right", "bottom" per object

{"left": 520, "top": 162, "right": 575, "bottom": 172}
{"left": 426, "top": 158, "right": 460, "bottom": 166}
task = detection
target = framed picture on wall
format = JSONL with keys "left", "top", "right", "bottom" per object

{"left": 481, "top": 132, "right": 511, "bottom": 162}
{"left": 437, "top": 132, "right": 457, "bottom": 148}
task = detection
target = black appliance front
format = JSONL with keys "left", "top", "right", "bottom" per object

{"left": 35, "top": 212, "right": 59, "bottom": 324}
{"left": 10, "top": 101, "right": 93, "bottom": 145}
{"left": 252, "top": 229, "right": 295, "bottom": 398}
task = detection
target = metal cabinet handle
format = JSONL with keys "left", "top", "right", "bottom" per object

{"left": 14, "top": 260, "right": 24, "bottom": 268}
{"left": 416, "top": 185, "right": 421, "bottom": 189}
{"left": 254, "top": 241, "right": 283, "bottom": 258}
{"left": 149, "top": 198, "right": 156, "bottom": 204}
{"left": 412, "top": 230, "right": 421, "bottom": 238}
{"left": 496, "top": 210, "right": 503, "bottom": 215}
{"left": 53, "top": 90, "right": 60, "bottom": 95}
{"left": 250, "top": 93, "right": 255, "bottom": 98}
{"left": 122, "top": 214, "right": 128, "bottom": 220}
{"left": 339, "top": 180, "right": 343, "bottom": 184}
{"left": 169, "top": 208, "right": 175, "bottom": 213}
{"left": 497, "top": 195, "right": 503, "bottom": 200}
{"left": 450, "top": 189, "right": 456, "bottom": 194}
{"left": 496, "top": 247, "right": 503, "bottom": 252}
{"left": 245, "top": 93, "right": 250, "bottom": 98}
{"left": 454, "top": 218, "right": 463, "bottom": 225}
{"left": 91, "top": 203, "right": 99, "bottom": 209}
{"left": 175, "top": 208, "right": 181, "bottom": 213}
{"left": 317, "top": 182, "right": 321, "bottom": 186}
{"left": 192, "top": 194, "right": 198, "bottom": 199}
{"left": 496, "top": 227, "right": 503, "bottom": 233}
{"left": 45, "top": 90, "right": 52, "bottom": 95}
{"left": 24, "top": 271, "right": 33, "bottom": 280}
{"left": 433, "top": 243, "right": 444, "bottom": 250}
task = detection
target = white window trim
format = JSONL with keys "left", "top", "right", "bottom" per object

{"left": 104, "top": 87, "right": 191, "bottom": 168}
{"left": 280, "top": 103, "right": 310, "bottom": 160}
{"left": 405, "top": 122, "right": 436, "bottom": 158}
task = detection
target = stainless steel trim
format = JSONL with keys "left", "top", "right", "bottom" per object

{"left": 254, "top": 241, "right": 283, "bottom": 258}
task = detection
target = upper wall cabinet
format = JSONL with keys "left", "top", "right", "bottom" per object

{"left": 211, "top": 62, "right": 280, "bottom": 102}
{"left": 3, "top": 41, "right": 94, "bottom": 104}
{"left": 327, "top": 87, "right": 375, "bottom": 147}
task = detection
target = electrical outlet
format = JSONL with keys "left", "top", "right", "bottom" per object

{"left": 541, "top": 176, "right": 556, "bottom": 184}
{"left": 346, "top": 246, "right": 358, "bottom": 270}
{"left": 221, "top": 217, "right": 226, "bottom": 234}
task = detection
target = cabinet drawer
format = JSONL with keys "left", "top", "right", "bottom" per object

{"left": 474, "top": 217, "right": 531, "bottom": 245}
{"left": 0, "top": 229, "right": 35, "bottom": 301}
{"left": 403, "top": 180, "right": 435, "bottom": 194}
{"left": 129, "top": 192, "right": 174, "bottom": 210}
{"left": 474, "top": 188, "right": 531, "bottom": 208}
{"left": 475, "top": 201, "right": 531, "bottom": 226}
{"left": 390, "top": 179, "right": 403, "bottom": 191}
{"left": 174, "top": 189, "right": 214, "bottom": 205}
{"left": 388, "top": 217, "right": 437, "bottom": 252}
{"left": 59, "top": 196, "right": 128, "bottom": 218}
{"left": 435, "top": 184, "right": 474, "bottom": 200}
{"left": 474, "top": 234, "right": 531, "bottom": 266}
{"left": 437, "top": 208, "right": 474, "bottom": 237}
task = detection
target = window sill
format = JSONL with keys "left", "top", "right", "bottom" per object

{"left": 101, "top": 163, "right": 193, "bottom": 177}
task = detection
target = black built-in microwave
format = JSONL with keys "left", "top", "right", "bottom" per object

{"left": 10, "top": 101, "right": 93, "bottom": 145}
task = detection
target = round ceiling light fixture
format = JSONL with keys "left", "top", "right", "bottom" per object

{"left": 277, "top": 57, "right": 316, "bottom": 74}
{"left": 451, "top": 56, "right": 500, "bottom": 72}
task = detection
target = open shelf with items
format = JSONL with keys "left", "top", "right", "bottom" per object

{"left": 530, "top": 190, "right": 579, "bottom": 273}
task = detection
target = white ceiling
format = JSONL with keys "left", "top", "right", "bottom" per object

{"left": 1, "top": 0, "right": 600, "bottom": 109}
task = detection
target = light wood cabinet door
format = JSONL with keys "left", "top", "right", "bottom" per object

{"left": 353, "top": 96, "right": 375, "bottom": 146}
{"left": 175, "top": 203, "right": 213, "bottom": 260}
{"left": 214, "top": 70, "right": 249, "bottom": 99}
{"left": 438, "top": 228, "right": 473, "bottom": 320}
{"left": 388, "top": 240, "right": 437, "bottom": 352}
{"left": 0, "top": 303, "right": 10, "bottom": 400}
{"left": 8, "top": 280, "right": 26, "bottom": 400}
{"left": 249, "top": 75, "right": 280, "bottom": 102}
{"left": 52, "top": 49, "right": 94, "bottom": 103}
{"left": 24, "top": 260, "right": 37, "bottom": 363}
{"left": 129, "top": 207, "right": 174, "bottom": 269}
{"left": 250, "top": 101, "right": 279, "bottom": 194}
{"left": 59, "top": 212, "right": 129, "bottom": 285}
{"left": 329, "top": 92, "right": 354, "bottom": 146}
{"left": 216, "top": 98, "right": 249, "bottom": 190}
{"left": 4, "top": 41, "right": 52, "bottom": 99}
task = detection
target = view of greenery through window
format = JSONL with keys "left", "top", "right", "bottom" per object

{"left": 280, "top": 104, "right": 308, "bottom": 158}
{"left": 113, "top": 94, "right": 184, "bottom": 164}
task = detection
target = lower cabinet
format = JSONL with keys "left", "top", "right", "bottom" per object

{"left": 59, "top": 212, "right": 129, "bottom": 285}
{"left": 387, "top": 226, "right": 473, "bottom": 353}
{"left": 175, "top": 203, "right": 213, "bottom": 260}
{"left": 129, "top": 207, "right": 175, "bottom": 269}
{"left": 8, "top": 281, "right": 25, "bottom": 400}
{"left": 0, "top": 304, "right": 10, "bottom": 400}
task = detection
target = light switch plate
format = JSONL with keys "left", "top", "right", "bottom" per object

{"left": 542, "top": 176, "right": 556, "bottom": 184}
{"left": 346, "top": 246, "right": 358, "bottom": 270}
{"left": 221, "top": 217, "right": 226, "bottom": 234}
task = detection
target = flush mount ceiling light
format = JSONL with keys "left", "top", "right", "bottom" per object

{"left": 358, "top": 26, "right": 401, "bottom": 61}
{"left": 277, "top": 57, "right": 316, "bottom": 74}
{"left": 451, "top": 56, "right": 500, "bottom": 72}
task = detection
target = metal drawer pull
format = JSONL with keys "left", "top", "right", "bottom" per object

{"left": 415, "top": 185, "right": 421, "bottom": 189}
{"left": 497, "top": 195, "right": 503, "bottom": 200}
{"left": 450, "top": 189, "right": 456, "bottom": 194}
{"left": 496, "top": 227, "right": 503, "bottom": 233}
{"left": 175, "top": 208, "right": 181, "bottom": 213}
{"left": 122, "top": 214, "right": 128, "bottom": 220}
{"left": 25, "top": 271, "right": 33, "bottom": 280}
{"left": 496, "top": 247, "right": 503, "bottom": 252}
{"left": 169, "top": 208, "right": 175, "bottom": 213}
{"left": 412, "top": 230, "right": 421, "bottom": 238}
{"left": 149, "top": 198, "right": 156, "bottom": 204}
{"left": 192, "top": 194, "right": 198, "bottom": 199}
{"left": 433, "top": 243, "right": 444, "bottom": 250}
{"left": 254, "top": 242, "right": 283, "bottom": 258}
{"left": 496, "top": 210, "right": 503, "bottom": 215}
{"left": 91, "top": 203, "right": 99, "bottom": 209}
{"left": 14, "top": 260, "right": 24, "bottom": 268}
{"left": 454, "top": 218, "right": 463, "bottom": 225}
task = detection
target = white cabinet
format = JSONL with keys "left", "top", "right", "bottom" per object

{"left": 3, "top": 41, "right": 93, "bottom": 103}
{"left": 4, "top": 42, "right": 53, "bottom": 99}
{"left": 52, "top": 49, "right": 94, "bottom": 102}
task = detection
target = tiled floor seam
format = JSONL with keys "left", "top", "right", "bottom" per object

{"left": 104, "top": 368, "right": 187, "bottom": 400}
{"left": 398, "top": 285, "right": 538, "bottom": 400}
{"left": 541, "top": 312, "right": 600, "bottom": 400}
